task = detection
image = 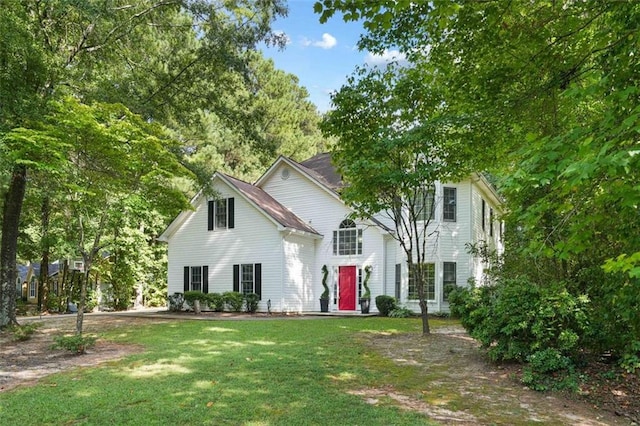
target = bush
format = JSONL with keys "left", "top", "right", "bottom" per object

{"left": 51, "top": 334, "right": 97, "bottom": 354}
{"left": 244, "top": 293, "right": 260, "bottom": 313}
{"left": 183, "top": 291, "right": 207, "bottom": 309}
{"left": 206, "top": 293, "right": 225, "bottom": 312}
{"left": 388, "top": 306, "right": 413, "bottom": 318}
{"left": 448, "top": 279, "right": 589, "bottom": 363}
{"left": 168, "top": 292, "right": 184, "bottom": 312}
{"left": 375, "top": 295, "right": 397, "bottom": 317}
{"left": 8, "top": 322, "right": 42, "bottom": 341}
{"left": 223, "top": 291, "right": 244, "bottom": 312}
{"left": 522, "top": 348, "right": 578, "bottom": 391}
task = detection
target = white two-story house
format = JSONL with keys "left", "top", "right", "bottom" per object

{"left": 159, "top": 153, "right": 503, "bottom": 314}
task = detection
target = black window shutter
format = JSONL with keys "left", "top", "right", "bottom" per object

{"left": 254, "top": 263, "right": 262, "bottom": 300}
{"left": 233, "top": 264, "right": 240, "bottom": 292}
{"left": 228, "top": 197, "right": 234, "bottom": 229}
{"left": 395, "top": 264, "right": 401, "bottom": 300}
{"left": 202, "top": 265, "right": 209, "bottom": 293}
{"left": 183, "top": 266, "right": 190, "bottom": 292}
{"left": 207, "top": 200, "right": 214, "bottom": 230}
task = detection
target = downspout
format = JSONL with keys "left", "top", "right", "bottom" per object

{"left": 281, "top": 233, "right": 285, "bottom": 313}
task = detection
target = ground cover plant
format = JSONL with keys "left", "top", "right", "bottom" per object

{"left": 0, "top": 316, "right": 633, "bottom": 424}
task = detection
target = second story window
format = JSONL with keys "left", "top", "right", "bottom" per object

{"left": 443, "top": 187, "right": 457, "bottom": 222}
{"left": 414, "top": 185, "right": 435, "bottom": 222}
{"left": 208, "top": 197, "right": 235, "bottom": 231}
{"left": 333, "top": 219, "right": 363, "bottom": 256}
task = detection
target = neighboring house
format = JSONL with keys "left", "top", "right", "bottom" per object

{"left": 159, "top": 153, "right": 503, "bottom": 314}
{"left": 17, "top": 259, "right": 88, "bottom": 304}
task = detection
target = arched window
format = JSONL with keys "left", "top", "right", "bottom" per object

{"left": 333, "top": 219, "right": 363, "bottom": 256}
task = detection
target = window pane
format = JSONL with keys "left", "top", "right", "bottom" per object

{"left": 408, "top": 263, "right": 435, "bottom": 300}
{"left": 241, "top": 264, "right": 254, "bottom": 294}
{"left": 191, "top": 266, "right": 202, "bottom": 292}
{"left": 443, "top": 187, "right": 456, "bottom": 221}
{"left": 216, "top": 199, "right": 227, "bottom": 229}
{"left": 415, "top": 186, "right": 435, "bottom": 222}
{"left": 443, "top": 262, "right": 456, "bottom": 301}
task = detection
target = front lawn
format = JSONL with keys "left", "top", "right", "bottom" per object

{"left": 0, "top": 317, "right": 437, "bottom": 425}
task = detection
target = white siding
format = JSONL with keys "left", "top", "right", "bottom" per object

{"left": 261, "top": 163, "right": 387, "bottom": 312}
{"left": 281, "top": 234, "right": 315, "bottom": 313}
{"left": 167, "top": 180, "right": 283, "bottom": 312}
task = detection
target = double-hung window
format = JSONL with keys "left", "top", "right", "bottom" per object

{"left": 443, "top": 187, "right": 457, "bottom": 222}
{"left": 183, "top": 265, "right": 209, "bottom": 292}
{"left": 443, "top": 262, "right": 457, "bottom": 301}
{"left": 414, "top": 185, "right": 435, "bottom": 222}
{"left": 233, "top": 263, "right": 262, "bottom": 298}
{"left": 408, "top": 263, "right": 435, "bottom": 301}
{"left": 208, "top": 198, "right": 235, "bottom": 230}
{"left": 333, "top": 219, "right": 363, "bottom": 256}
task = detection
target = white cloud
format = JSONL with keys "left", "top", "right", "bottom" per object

{"left": 364, "top": 49, "right": 408, "bottom": 67}
{"left": 273, "top": 30, "right": 291, "bottom": 46}
{"left": 302, "top": 33, "right": 337, "bottom": 49}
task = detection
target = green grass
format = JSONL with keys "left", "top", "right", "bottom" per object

{"left": 0, "top": 317, "right": 446, "bottom": 425}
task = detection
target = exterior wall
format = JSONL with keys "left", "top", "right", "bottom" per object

{"left": 469, "top": 177, "right": 504, "bottom": 287}
{"left": 261, "top": 163, "right": 387, "bottom": 312}
{"left": 281, "top": 233, "right": 315, "bottom": 312}
{"left": 167, "top": 179, "right": 284, "bottom": 312}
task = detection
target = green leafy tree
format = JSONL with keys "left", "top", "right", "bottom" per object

{"left": 0, "top": 0, "right": 287, "bottom": 328}
{"left": 316, "top": 0, "right": 640, "bottom": 365}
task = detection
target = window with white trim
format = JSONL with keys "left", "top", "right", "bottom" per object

{"left": 183, "top": 265, "right": 208, "bottom": 293}
{"left": 333, "top": 219, "right": 363, "bottom": 256}
{"left": 414, "top": 185, "right": 435, "bottom": 222}
{"left": 443, "top": 262, "right": 456, "bottom": 301}
{"left": 443, "top": 187, "right": 457, "bottom": 222}
{"left": 29, "top": 277, "right": 36, "bottom": 298}
{"left": 208, "top": 198, "right": 234, "bottom": 231}
{"left": 233, "top": 263, "right": 262, "bottom": 298}
{"left": 408, "top": 263, "right": 435, "bottom": 300}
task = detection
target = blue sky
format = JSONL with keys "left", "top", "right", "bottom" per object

{"left": 261, "top": 1, "right": 405, "bottom": 113}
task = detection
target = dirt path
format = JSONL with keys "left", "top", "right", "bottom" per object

{"left": 0, "top": 315, "right": 635, "bottom": 425}
{"left": 365, "top": 327, "right": 631, "bottom": 425}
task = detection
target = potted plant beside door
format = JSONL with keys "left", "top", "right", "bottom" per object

{"left": 359, "top": 266, "right": 372, "bottom": 314}
{"left": 320, "top": 265, "right": 330, "bottom": 312}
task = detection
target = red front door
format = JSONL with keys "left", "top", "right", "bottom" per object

{"left": 338, "top": 266, "right": 356, "bottom": 310}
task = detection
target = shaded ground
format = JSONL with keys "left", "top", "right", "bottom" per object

{"left": 0, "top": 314, "right": 637, "bottom": 425}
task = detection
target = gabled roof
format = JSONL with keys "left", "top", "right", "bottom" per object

{"left": 297, "top": 152, "right": 343, "bottom": 191}
{"left": 220, "top": 173, "right": 320, "bottom": 236}
{"left": 159, "top": 171, "right": 321, "bottom": 241}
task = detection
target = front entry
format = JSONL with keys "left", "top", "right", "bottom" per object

{"left": 338, "top": 265, "right": 356, "bottom": 310}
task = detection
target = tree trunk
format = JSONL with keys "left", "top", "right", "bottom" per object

{"left": 75, "top": 260, "right": 91, "bottom": 336}
{"left": 0, "top": 165, "right": 28, "bottom": 328}
{"left": 38, "top": 196, "right": 51, "bottom": 312}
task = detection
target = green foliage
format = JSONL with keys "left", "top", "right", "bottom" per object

{"left": 51, "top": 334, "right": 97, "bottom": 354}
{"left": 362, "top": 265, "right": 372, "bottom": 299}
{"left": 375, "top": 295, "right": 397, "bottom": 317}
{"left": 8, "top": 322, "right": 42, "bottom": 341}
{"left": 206, "top": 293, "right": 225, "bottom": 312}
{"left": 167, "top": 293, "right": 184, "bottom": 312}
{"left": 223, "top": 292, "right": 244, "bottom": 312}
{"left": 522, "top": 348, "right": 578, "bottom": 392}
{"left": 183, "top": 291, "right": 208, "bottom": 309}
{"left": 448, "top": 279, "right": 589, "bottom": 363}
{"left": 388, "top": 306, "right": 413, "bottom": 318}
{"left": 244, "top": 293, "right": 260, "bottom": 314}
{"left": 320, "top": 265, "right": 330, "bottom": 299}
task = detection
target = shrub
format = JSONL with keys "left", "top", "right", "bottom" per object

{"left": 388, "top": 306, "right": 413, "bottom": 318}
{"left": 8, "top": 322, "right": 42, "bottom": 341}
{"left": 244, "top": 293, "right": 260, "bottom": 313}
{"left": 448, "top": 279, "right": 589, "bottom": 363}
{"left": 522, "top": 348, "right": 578, "bottom": 392}
{"left": 223, "top": 291, "right": 244, "bottom": 312}
{"left": 51, "top": 334, "right": 97, "bottom": 354}
{"left": 168, "top": 292, "right": 184, "bottom": 312}
{"left": 183, "top": 291, "right": 207, "bottom": 309}
{"left": 206, "top": 293, "right": 225, "bottom": 312}
{"left": 375, "top": 295, "right": 397, "bottom": 317}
